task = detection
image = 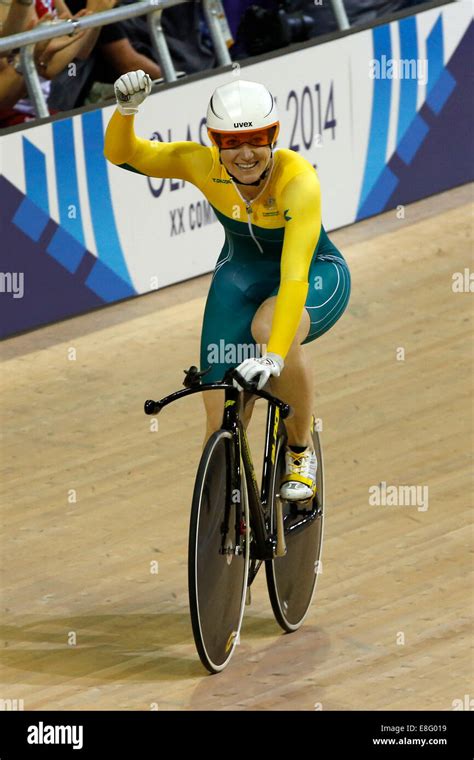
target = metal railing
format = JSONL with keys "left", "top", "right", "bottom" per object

{"left": 0, "top": 0, "right": 350, "bottom": 121}
{"left": 332, "top": 0, "right": 350, "bottom": 31}
{"left": 0, "top": 0, "right": 233, "bottom": 118}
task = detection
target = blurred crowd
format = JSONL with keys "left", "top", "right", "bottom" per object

{"left": 0, "top": 0, "right": 428, "bottom": 128}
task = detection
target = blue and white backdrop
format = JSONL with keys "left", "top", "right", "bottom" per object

{"left": 0, "top": 1, "right": 472, "bottom": 337}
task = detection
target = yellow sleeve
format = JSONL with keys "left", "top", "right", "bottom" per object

{"left": 266, "top": 170, "right": 322, "bottom": 359}
{"left": 103, "top": 109, "right": 213, "bottom": 186}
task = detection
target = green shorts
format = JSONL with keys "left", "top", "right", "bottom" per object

{"left": 200, "top": 241, "right": 351, "bottom": 382}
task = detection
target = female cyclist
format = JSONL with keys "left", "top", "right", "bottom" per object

{"left": 104, "top": 71, "right": 351, "bottom": 502}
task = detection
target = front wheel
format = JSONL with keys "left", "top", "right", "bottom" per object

{"left": 188, "top": 430, "right": 250, "bottom": 673}
{"left": 265, "top": 418, "right": 325, "bottom": 632}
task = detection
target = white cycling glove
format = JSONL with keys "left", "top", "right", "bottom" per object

{"left": 233, "top": 353, "right": 284, "bottom": 391}
{"left": 114, "top": 70, "right": 152, "bottom": 116}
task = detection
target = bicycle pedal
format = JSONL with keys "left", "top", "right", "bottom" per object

{"left": 290, "top": 499, "right": 314, "bottom": 516}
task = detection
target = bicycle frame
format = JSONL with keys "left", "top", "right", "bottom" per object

{"left": 144, "top": 366, "right": 291, "bottom": 563}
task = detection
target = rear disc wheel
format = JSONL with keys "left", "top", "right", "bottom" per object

{"left": 265, "top": 421, "right": 325, "bottom": 632}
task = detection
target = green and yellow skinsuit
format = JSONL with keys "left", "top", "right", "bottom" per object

{"left": 104, "top": 111, "right": 351, "bottom": 381}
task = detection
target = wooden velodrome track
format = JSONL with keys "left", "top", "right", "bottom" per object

{"left": 1, "top": 184, "right": 472, "bottom": 711}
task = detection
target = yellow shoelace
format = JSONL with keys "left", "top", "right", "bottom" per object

{"left": 287, "top": 449, "right": 311, "bottom": 474}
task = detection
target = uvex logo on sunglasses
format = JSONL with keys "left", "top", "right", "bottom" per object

{"left": 233, "top": 121, "right": 253, "bottom": 128}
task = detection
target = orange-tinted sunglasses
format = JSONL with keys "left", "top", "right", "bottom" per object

{"left": 209, "top": 125, "right": 278, "bottom": 150}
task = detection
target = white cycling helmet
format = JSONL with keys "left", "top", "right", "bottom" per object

{"left": 207, "top": 79, "right": 280, "bottom": 149}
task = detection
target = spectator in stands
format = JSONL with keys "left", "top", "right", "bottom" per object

{"left": 316, "top": 0, "right": 429, "bottom": 35}
{"left": 61, "top": 0, "right": 163, "bottom": 83}
{"left": 1, "top": 0, "right": 35, "bottom": 37}
{"left": 49, "top": 0, "right": 216, "bottom": 112}
{"left": 117, "top": 0, "right": 216, "bottom": 75}
{"left": 47, "top": 0, "right": 165, "bottom": 112}
{"left": 223, "top": 0, "right": 277, "bottom": 45}
{"left": 0, "top": 0, "right": 115, "bottom": 126}
{"left": 233, "top": 0, "right": 427, "bottom": 57}
{"left": 0, "top": 0, "right": 50, "bottom": 111}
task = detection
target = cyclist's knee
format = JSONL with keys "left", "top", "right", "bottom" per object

{"left": 252, "top": 300, "right": 310, "bottom": 352}
{"left": 251, "top": 298, "right": 275, "bottom": 346}
{"left": 242, "top": 397, "right": 256, "bottom": 428}
{"left": 203, "top": 390, "right": 224, "bottom": 433}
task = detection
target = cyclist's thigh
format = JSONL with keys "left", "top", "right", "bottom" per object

{"left": 200, "top": 263, "right": 269, "bottom": 383}
{"left": 302, "top": 250, "right": 351, "bottom": 344}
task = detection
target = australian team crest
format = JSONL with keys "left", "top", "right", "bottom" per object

{"left": 263, "top": 196, "right": 279, "bottom": 216}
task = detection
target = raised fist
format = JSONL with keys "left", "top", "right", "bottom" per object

{"left": 114, "top": 70, "right": 152, "bottom": 116}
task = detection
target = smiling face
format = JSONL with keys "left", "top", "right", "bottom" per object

{"left": 220, "top": 143, "right": 272, "bottom": 185}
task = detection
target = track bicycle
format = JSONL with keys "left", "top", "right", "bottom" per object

{"left": 144, "top": 366, "right": 324, "bottom": 673}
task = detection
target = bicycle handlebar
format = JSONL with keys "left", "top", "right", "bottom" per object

{"left": 230, "top": 369, "right": 292, "bottom": 417}
{"left": 144, "top": 366, "right": 292, "bottom": 419}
